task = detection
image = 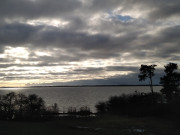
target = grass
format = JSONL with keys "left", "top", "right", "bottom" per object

{"left": 0, "top": 115, "right": 180, "bottom": 135}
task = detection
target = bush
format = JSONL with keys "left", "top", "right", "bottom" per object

{"left": 78, "top": 106, "right": 92, "bottom": 116}
{"left": 95, "top": 92, "right": 176, "bottom": 117}
{"left": 67, "top": 106, "right": 92, "bottom": 117}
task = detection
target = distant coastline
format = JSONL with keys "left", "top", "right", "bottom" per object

{"left": 0, "top": 85, "right": 162, "bottom": 88}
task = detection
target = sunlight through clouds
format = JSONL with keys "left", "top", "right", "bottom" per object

{"left": 4, "top": 47, "right": 30, "bottom": 59}
{"left": 27, "top": 19, "right": 69, "bottom": 27}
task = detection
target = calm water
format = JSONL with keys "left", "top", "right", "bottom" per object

{"left": 0, "top": 86, "right": 162, "bottom": 112}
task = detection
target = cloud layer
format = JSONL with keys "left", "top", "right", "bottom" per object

{"left": 0, "top": 0, "right": 180, "bottom": 86}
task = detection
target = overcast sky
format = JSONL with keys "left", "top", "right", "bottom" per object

{"left": 0, "top": 0, "right": 180, "bottom": 87}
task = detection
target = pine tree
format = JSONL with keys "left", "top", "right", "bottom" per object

{"left": 160, "top": 63, "right": 180, "bottom": 102}
{"left": 138, "top": 64, "right": 157, "bottom": 93}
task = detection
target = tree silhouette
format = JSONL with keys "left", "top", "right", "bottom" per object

{"left": 0, "top": 92, "right": 59, "bottom": 120}
{"left": 15, "top": 93, "right": 28, "bottom": 119}
{"left": 51, "top": 103, "right": 59, "bottom": 113}
{"left": 160, "top": 63, "right": 180, "bottom": 102}
{"left": 27, "top": 94, "right": 45, "bottom": 118}
{"left": 138, "top": 65, "right": 157, "bottom": 93}
{"left": 2, "top": 92, "right": 16, "bottom": 120}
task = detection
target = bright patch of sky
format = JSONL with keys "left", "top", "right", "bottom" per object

{"left": 0, "top": 47, "right": 30, "bottom": 59}
{"left": 27, "top": 19, "right": 69, "bottom": 27}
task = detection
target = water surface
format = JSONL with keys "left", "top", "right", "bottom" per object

{"left": 0, "top": 86, "right": 162, "bottom": 112}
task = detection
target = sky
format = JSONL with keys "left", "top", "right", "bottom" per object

{"left": 0, "top": 0, "right": 180, "bottom": 87}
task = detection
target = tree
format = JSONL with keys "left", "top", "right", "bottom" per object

{"left": 138, "top": 64, "right": 157, "bottom": 93}
{"left": 2, "top": 92, "right": 17, "bottom": 120}
{"left": 27, "top": 94, "right": 45, "bottom": 118}
{"left": 15, "top": 93, "right": 28, "bottom": 119}
{"left": 160, "top": 63, "right": 180, "bottom": 102}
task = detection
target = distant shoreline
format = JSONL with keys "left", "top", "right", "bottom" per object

{"left": 0, "top": 85, "right": 162, "bottom": 88}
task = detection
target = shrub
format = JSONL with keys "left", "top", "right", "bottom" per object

{"left": 95, "top": 92, "right": 169, "bottom": 117}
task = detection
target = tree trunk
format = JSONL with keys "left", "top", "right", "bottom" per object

{"left": 150, "top": 77, "right": 154, "bottom": 94}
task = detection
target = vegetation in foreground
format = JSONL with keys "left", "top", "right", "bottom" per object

{"left": 0, "top": 92, "right": 92, "bottom": 120}
{"left": 0, "top": 92, "right": 59, "bottom": 120}
{"left": 96, "top": 92, "right": 180, "bottom": 118}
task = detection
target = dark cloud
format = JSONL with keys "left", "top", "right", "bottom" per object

{"left": 0, "top": 22, "right": 135, "bottom": 60}
{"left": 1, "top": 0, "right": 179, "bottom": 21}
{"left": 73, "top": 67, "right": 104, "bottom": 74}
{"left": 0, "top": 22, "right": 179, "bottom": 61}
{"left": 106, "top": 66, "right": 138, "bottom": 72}
{"left": 149, "top": 1, "right": 180, "bottom": 20}
{"left": 3, "top": 76, "right": 42, "bottom": 81}
{"left": 33, "top": 71, "right": 163, "bottom": 86}
{"left": 0, "top": 23, "right": 42, "bottom": 48}
{"left": 0, "top": 0, "right": 82, "bottom": 20}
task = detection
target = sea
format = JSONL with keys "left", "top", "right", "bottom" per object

{"left": 0, "top": 86, "right": 162, "bottom": 113}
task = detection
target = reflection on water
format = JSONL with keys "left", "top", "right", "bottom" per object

{"left": 0, "top": 86, "right": 161, "bottom": 112}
